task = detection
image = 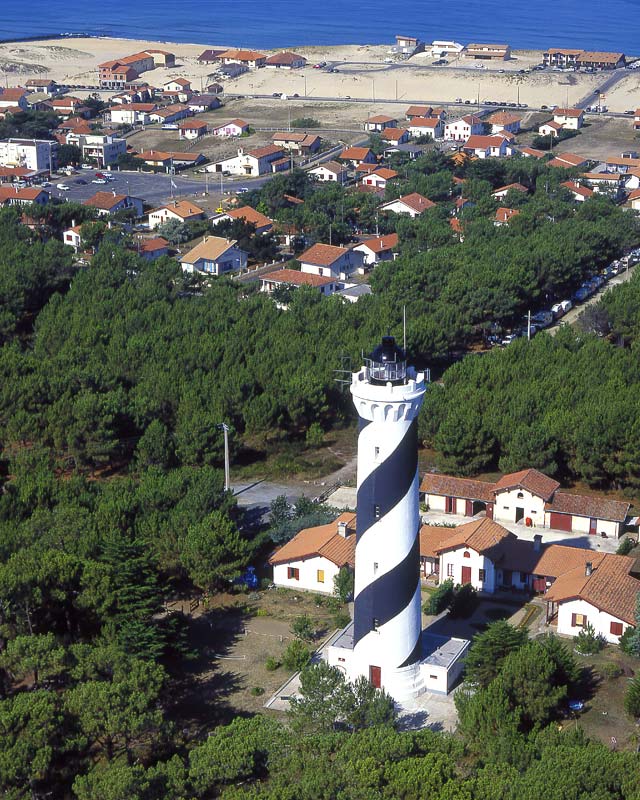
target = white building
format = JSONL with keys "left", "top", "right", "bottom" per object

{"left": 430, "top": 40, "right": 464, "bottom": 57}
{"left": 109, "top": 103, "right": 157, "bottom": 125}
{"left": 463, "top": 135, "right": 511, "bottom": 158}
{"left": 65, "top": 133, "right": 126, "bottom": 167}
{"left": 299, "top": 242, "right": 364, "bottom": 279}
{"left": 210, "top": 119, "right": 249, "bottom": 137}
{"left": 353, "top": 233, "right": 399, "bottom": 266}
{"left": 269, "top": 513, "right": 356, "bottom": 592}
{"left": 0, "top": 138, "right": 57, "bottom": 172}
{"left": 208, "top": 145, "right": 287, "bottom": 177}
{"left": 308, "top": 160, "right": 348, "bottom": 183}
{"left": 148, "top": 200, "right": 205, "bottom": 229}
{"left": 553, "top": 108, "right": 584, "bottom": 130}
{"left": 407, "top": 117, "right": 444, "bottom": 139}
{"left": 83, "top": 191, "right": 144, "bottom": 217}
{"left": 180, "top": 236, "right": 248, "bottom": 275}
{"left": 379, "top": 192, "right": 436, "bottom": 218}
{"left": 444, "top": 115, "right": 484, "bottom": 141}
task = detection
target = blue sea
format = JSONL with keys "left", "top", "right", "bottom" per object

{"left": 1, "top": 0, "right": 639, "bottom": 53}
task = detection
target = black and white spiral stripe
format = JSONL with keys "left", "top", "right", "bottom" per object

{"left": 353, "top": 416, "right": 422, "bottom": 669}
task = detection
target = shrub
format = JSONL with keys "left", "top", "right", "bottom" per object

{"left": 305, "top": 422, "right": 324, "bottom": 447}
{"left": 250, "top": 686, "right": 265, "bottom": 696}
{"left": 574, "top": 623, "right": 606, "bottom": 655}
{"left": 282, "top": 639, "right": 311, "bottom": 672}
{"left": 600, "top": 662, "right": 622, "bottom": 680}
{"left": 449, "top": 583, "right": 478, "bottom": 619}
{"left": 624, "top": 675, "right": 640, "bottom": 718}
{"left": 425, "top": 579, "right": 454, "bottom": 615}
{"left": 255, "top": 608, "right": 269, "bottom": 617}
{"left": 291, "top": 117, "right": 321, "bottom": 128}
{"left": 332, "top": 610, "right": 351, "bottom": 629}
{"left": 291, "top": 614, "right": 315, "bottom": 642}
{"left": 617, "top": 537, "right": 636, "bottom": 556}
{"left": 265, "top": 657, "right": 280, "bottom": 671}
{"left": 333, "top": 566, "right": 354, "bottom": 604}
{"left": 619, "top": 625, "right": 637, "bottom": 656}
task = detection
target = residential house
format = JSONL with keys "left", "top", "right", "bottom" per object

{"left": 486, "top": 111, "right": 522, "bottom": 134}
{"left": 205, "top": 83, "right": 224, "bottom": 95}
{"left": 364, "top": 115, "right": 398, "bottom": 132}
{"left": 338, "top": 146, "right": 377, "bottom": 167}
{"left": 380, "top": 127, "right": 410, "bottom": 144}
{"left": 396, "top": 34, "right": 422, "bottom": 52}
{"left": 135, "top": 236, "right": 170, "bottom": 261}
{"left": 308, "top": 161, "right": 348, "bottom": 183}
{"left": 405, "top": 105, "right": 440, "bottom": 120}
{"left": 548, "top": 152, "right": 588, "bottom": 169}
{"left": 353, "top": 232, "right": 399, "bottom": 266}
{"left": 553, "top": 108, "right": 584, "bottom": 130}
{"left": 491, "top": 182, "right": 528, "bottom": 200}
{"left": 163, "top": 78, "right": 192, "bottom": 94}
{"left": 218, "top": 49, "right": 267, "bottom": 68}
{"left": 62, "top": 224, "right": 82, "bottom": 251}
{"left": 210, "top": 119, "right": 249, "bottom": 137}
{"left": 180, "top": 236, "right": 248, "bottom": 275}
{"left": 544, "top": 48, "right": 582, "bottom": 68}
{"left": 49, "top": 96, "right": 88, "bottom": 118}
{"left": 0, "top": 186, "right": 49, "bottom": 206}
{"left": 210, "top": 145, "right": 287, "bottom": 177}
{"left": 299, "top": 242, "right": 364, "bottom": 278}
{"left": 149, "top": 104, "right": 191, "bottom": 124}
{"left": 575, "top": 51, "right": 625, "bottom": 70}
{"left": 444, "top": 115, "right": 484, "bottom": 142}
{"left": 380, "top": 192, "right": 436, "bottom": 218}
{"left": 197, "top": 49, "right": 226, "bottom": 64}
{"left": 628, "top": 188, "right": 640, "bottom": 210}
{"left": 359, "top": 166, "right": 398, "bottom": 190}
{"left": 219, "top": 63, "right": 249, "bottom": 79}
{"left": 0, "top": 166, "right": 38, "bottom": 184}
{"left": 420, "top": 467, "right": 630, "bottom": 538}
{"left": 260, "top": 268, "right": 338, "bottom": 297}
{"left": 109, "top": 103, "right": 157, "bottom": 125}
{"left": 179, "top": 119, "right": 208, "bottom": 140}
{"left": 134, "top": 149, "right": 173, "bottom": 168}
{"left": 538, "top": 120, "right": 564, "bottom": 138}
{"left": 580, "top": 171, "right": 624, "bottom": 197}
{"left": 603, "top": 155, "right": 640, "bottom": 173}
{"left": 97, "top": 50, "right": 174, "bottom": 88}
{"left": 269, "top": 513, "right": 356, "bottom": 593}
{"left": 0, "top": 88, "right": 30, "bottom": 110}
{"left": 408, "top": 117, "right": 444, "bottom": 139}
{"left": 83, "top": 191, "right": 144, "bottom": 217}
{"left": 148, "top": 200, "right": 205, "bottom": 229}
{"left": 0, "top": 138, "right": 57, "bottom": 171}
{"left": 463, "top": 134, "right": 511, "bottom": 158}
{"left": 561, "top": 180, "right": 595, "bottom": 202}
{"left": 495, "top": 206, "right": 520, "bottom": 225}
{"left": 518, "top": 146, "right": 547, "bottom": 159}
{"left": 25, "top": 78, "right": 60, "bottom": 95}
{"left": 271, "top": 131, "right": 321, "bottom": 154}
{"left": 213, "top": 205, "right": 273, "bottom": 234}
{"left": 465, "top": 43, "right": 511, "bottom": 60}
{"left": 430, "top": 40, "right": 464, "bottom": 57}
{"left": 265, "top": 51, "right": 307, "bottom": 69}
{"left": 144, "top": 49, "right": 176, "bottom": 67}
{"left": 187, "top": 94, "right": 222, "bottom": 113}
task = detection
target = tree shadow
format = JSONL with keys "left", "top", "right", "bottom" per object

{"left": 397, "top": 709, "right": 443, "bottom": 731}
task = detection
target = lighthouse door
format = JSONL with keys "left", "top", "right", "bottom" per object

{"left": 369, "top": 665, "right": 381, "bottom": 688}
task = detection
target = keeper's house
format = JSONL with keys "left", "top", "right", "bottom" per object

{"left": 420, "top": 468, "right": 629, "bottom": 538}
{"left": 269, "top": 513, "right": 356, "bottom": 593}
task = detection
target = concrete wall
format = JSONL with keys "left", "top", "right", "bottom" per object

{"left": 544, "top": 512, "right": 621, "bottom": 538}
{"left": 557, "top": 598, "right": 630, "bottom": 643}
{"left": 440, "top": 547, "right": 496, "bottom": 592}
{"left": 272, "top": 555, "right": 340, "bottom": 594}
{"left": 493, "top": 488, "right": 545, "bottom": 525}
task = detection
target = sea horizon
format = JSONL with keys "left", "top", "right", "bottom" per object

{"left": 1, "top": 0, "right": 639, "bottom": 54}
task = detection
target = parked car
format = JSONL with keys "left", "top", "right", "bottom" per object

{"left": 92, "top": 178, "right": 107, "bottom": 184}
{"left": 532, "top": 311, "right": 554, "bottom": 328}
{"left": 559, "top": 299, "right": 572, "bottom": 314}
{"left": 573, "top": 287, "right": 589, "bottom": 302}
{"left": 551, "top": 303, "right": 565, "bottom": 319}
{"left": 56, "top": 183, "right": 69, "bottom": 190}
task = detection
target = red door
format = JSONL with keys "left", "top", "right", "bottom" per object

{"left": 486, "top": 503, "right": 493, "bottom": 520}
{"left": 445, "top": 496, "right": 455, "bottom": 513}
{"left": 461, "top": 566, "right": 472, "bottom": 584}
{"left": 369, "top": 665, "right": 381, "bottom": 688}
{"left": 549, "top": 512, "right": 572, "bottom": 532}
{"left": 465, "top": 499, "right": 474, "bottom": 516}
{"left": 589, "top": 518, "right": 597, "bottom": 535}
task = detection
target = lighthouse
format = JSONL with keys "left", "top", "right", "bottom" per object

{"left": 349, "top": 335, "right": 427, "bottom": 701}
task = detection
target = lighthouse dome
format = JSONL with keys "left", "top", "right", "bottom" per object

{"left": 366, "top": 335, "right": 406, "bottom": 385}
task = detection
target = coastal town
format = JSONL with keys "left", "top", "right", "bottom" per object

{"left": 2, "top": 26, "right": 640, "bottom": 798}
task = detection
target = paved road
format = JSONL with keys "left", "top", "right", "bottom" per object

{"left": 577, "top": 68, "right": 629, "bottom": 110}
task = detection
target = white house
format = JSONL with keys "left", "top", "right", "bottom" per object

{"left": 379, "top": 192, "right": 436, "bottom": 218}
{"left": 271, "top": 131, "right": 321, "bottom": 154}
{"left": 408, "top": 117, "right": 444, "bottom": 139}
{"left": 359, "top": 167, "right": 398, "bottom": 190}
{"left": 629, "top": 188, "right": 640, "bottom": 210}
{"left": 213, "top": 205, "right": 273, "bottom": 234}
{"left": 149, "top": 104, "right": 191, "bottom": 124}
{"left": 364, "top": 115, "right": 398, "bottom": 132}
{"left": 553, "top": 108, "right": 584, "bottom": 130}
{"left": 179, "top": 119, "right": 207, "bottom": 140}
{"left": 260, "top": 268, "right": 338, "bottom": 297}
{"left": 62, "top": 223, "right": 82, "bottom": 251}
{"left": 430, "top": 40, "right": 464, "bottom": 57}
{"left": 486, "top": 111, "right": 522, "bottom": 134}
{"left": 561, "top": 180, "right": 595, "bottom": 202}
{"left": 353, "top": 233, "right": 399, "bottom": 266}
{"left": 463, "top": 135, "right": 511, "bottom": 158}
{"left": 269, "top": 513, "right": 356, "bottom": 593}
{"left": 0, "top": 138, "right": 57, "bottom": 172}
{"left": 299, "top": 242, "right": 364, "bottom": 278}
{"left": 308, "top": 160, "right": 348, "bottom": 183}
{"left": 187, "top": 94, "right": 222, "bottom": 113}
{"left": 264, "top": 51, "right": 307, "bottom": 69}
{"left": 180, "top": 236, "right": 248, "bottom": 275}
{"left": 148, "top": 200, "right": 206, "bottom": 228}
{"left": 491, "top": 182, "right": 528, "bottom": 200}
{"left": 108, "top": 103, "right": 157, "bottom": 125}
{"left": 444, "top": 115, "right": 484, "bottom": 142}
{"left": 83, "top": 191, "right": 144, "bottom": 217}
{"left": 0, "top": 186, "right": 50, "bottom": 206}
{"left": 66, "top": 132, "right": 126, "bottom": 167}
{"left": 420, "top": 468, "right": 630, "bottom": 538}
{"left": 339, "top": 146, "right": 377, "bottom": 167}
{"left": 163, "top": 78, "right": 192, "bottom": 93}
{"left": 209, "top": 145, "right": 288, "bottom": 177}
{"left": 211, "top": 119, "right": 249, "bottom": 137}
{"left": 538, "top": 120, "right": 564, "bottom": 138}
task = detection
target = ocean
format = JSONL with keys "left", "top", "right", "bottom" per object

{"left": 0, "top": 0, "right": 638, "bottom": 53}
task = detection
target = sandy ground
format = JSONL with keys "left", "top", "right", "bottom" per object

{"left": 0, "top": 36, "right": 623, "bottom": 109}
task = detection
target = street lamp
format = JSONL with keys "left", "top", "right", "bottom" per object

{"left": 218, "top": 423, "right": 230, "bottom": 491}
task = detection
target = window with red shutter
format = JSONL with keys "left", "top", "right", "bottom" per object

{"left": 610, "top": 621, "right": 623, "bottom": 636}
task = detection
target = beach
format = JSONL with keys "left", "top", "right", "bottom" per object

{"left": 2, "top": 37, "right": 639, "bottom": 112}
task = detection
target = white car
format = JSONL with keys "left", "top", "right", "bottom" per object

{"left": 92, "top": 178, "right": 107, "bottom": 184}
{"left": 56, "top": 183, "right": 70, "bottom": 190}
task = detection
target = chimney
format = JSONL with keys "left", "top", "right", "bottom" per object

{"left": 585, "top": 561, "right": 593, "bottom": 577}
{"left": 337, "top": 521, "right": 348, "bottom": 538}
{"left": 533, "top": 534, "right": 542, "bottom": 552}
{"left": 71, "top": 218, "right": 76, "bottom": 228}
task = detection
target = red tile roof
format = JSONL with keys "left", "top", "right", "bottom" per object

{"left": 494, "top": 469, "right": 560, "bottom": 501}
{"left": 339, "top": 146, "right": 374, "bottom": 161}
{"left": 356, "top": 232, "right": 399, "bottom": 253}
{"left": 226, "top": 205, "right": 273, "bottom": 229}
{"left": 420, "top": 473, "right": 496, "bottom": 502}
{"left": 83, "top": 191, "right": 128, "bottom": 210}
{"left": 269, "top": 513, "right": 356, "bottom": 567}
{"left": 545, "top": 491, "right": 629, "bottom": 522}
{"left": 300, "top": 242, "right": 350, "bottom": 266}
{"left": 262, "top": 268, "right": 335, "bottom": 288}
{"left": 383, "top": 192, "right": 435, "bottom": 214}
{"left": 495, "top": 207, "right": 520, "bottom": 223}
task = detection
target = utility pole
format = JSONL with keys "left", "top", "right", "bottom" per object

{"left": 527, "top": 310, "right": 531, "bottom": 341}
{"left": 218, "top": 423, "right": 230, "bottom": 491}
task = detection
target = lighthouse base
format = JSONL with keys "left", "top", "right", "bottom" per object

{"left": 326, "top": 623, "right": 470, "bottom": 703}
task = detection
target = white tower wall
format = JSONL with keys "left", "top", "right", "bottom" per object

{"left": 349, "top": 354, "right": 426, "bottom": 702}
